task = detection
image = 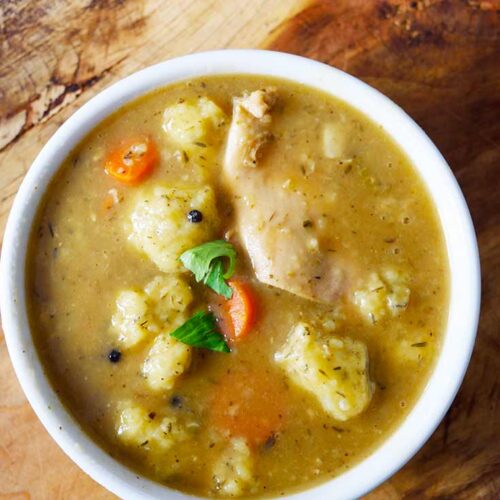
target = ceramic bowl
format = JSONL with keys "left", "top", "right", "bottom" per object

{"left": 0, "top": 50, "right": 481, "bottom": 500}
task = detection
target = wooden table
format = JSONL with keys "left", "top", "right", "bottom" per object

{"left": 1, "top": 1, "right": 499, "bottom": 498}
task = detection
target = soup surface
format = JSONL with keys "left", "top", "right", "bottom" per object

{"left": 27, "top": 75, "right": 449, "bottom": 498}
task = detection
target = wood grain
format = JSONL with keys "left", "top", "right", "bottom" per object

{"left": 0, "top": 0, "right": 499, "bottom": 498}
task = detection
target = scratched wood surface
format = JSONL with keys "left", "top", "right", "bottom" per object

{"left": 0, "top": 0, "right": 499, "bottom": 498}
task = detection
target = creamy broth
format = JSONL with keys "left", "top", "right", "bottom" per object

{"left": 27, "top": 75, "right": 449, "bottom": 498}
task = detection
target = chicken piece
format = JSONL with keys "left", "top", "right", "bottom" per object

{"left": 275, "top": 323, "right": 374, "bottom": 421}
{"left": 223, "top": 89, "right": 344, "bottom": 303}
{"left": 224, "top": 88, "right": 277, "bottom": 170}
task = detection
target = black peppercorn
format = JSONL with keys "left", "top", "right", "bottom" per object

{"left": 108, "top": 349, "right": 121, "bottom": 363}
{"left": 187, "top": 210, "right": 203, "bottom": 223}
{"left": 170, "top": 395, "right": 183, "bottom": 408}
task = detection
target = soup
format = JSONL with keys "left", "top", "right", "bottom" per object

{"left": 27, "top": 75, "right": 449, "bottom": 498}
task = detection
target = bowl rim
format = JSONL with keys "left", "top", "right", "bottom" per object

{"left": 0, "top": 49, "right": 481, "bottom": 500}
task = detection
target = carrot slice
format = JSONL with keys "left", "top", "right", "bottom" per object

{"left": 222, "top": 280, "right": 257, "bottom": 340}
{"left": 210, "top": 367, "right": 285, "bottom": 446}
{"left": 104, "top": 136, "right": 158, "bottom": 185}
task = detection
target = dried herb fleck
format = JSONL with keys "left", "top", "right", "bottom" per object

{"left": 262, "top": 433, "right": 277, "bottom": 451}
{"left": 411, "top": 342, "right": 427, "bottom": 348}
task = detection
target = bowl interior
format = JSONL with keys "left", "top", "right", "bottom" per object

{"left": 0, "top": 50, "right": 480, "bottom": 500}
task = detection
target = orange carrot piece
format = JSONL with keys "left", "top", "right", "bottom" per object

{"left": 104, "top": 136, "right": 158, "bottom": 185}
{"left": 210, "top": 367, "right": 285, "bottom": 446}
{"left": 222, "top": 280, "right": 257, "bottom": 340}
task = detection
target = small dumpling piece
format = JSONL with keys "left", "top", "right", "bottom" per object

{"left": 142, "top": 333, "right": 192, "bottom": 391}
{"left": 111, "top": 274, "right": 192, "bottom": 349}
{"left": 163, "top": 97, "right": 226, "bottom": 150}
{"left": 144, "top": 274, "right": 193, "bottom": 330}
{"left": 212, "top": 438, "right": 254, "bottom": 497}
{"left": 111, "top": 290, "right": 152, "bottom": 348}
{"left": 129, "top": 184, "right": 219, "bottom": 272}
{"left": 383, "top": 269, "right": 411, "bottom": 313}
{"left": 322, "top": 122, "right": 348, "bottom": 159}
{"left": 116, "top": 402, "right": 187, "bottom": 451}
{"left": 275, "top": 323, "right": 374, "bottom": 421}
{"left": 353, "top": 269, "right": 410, "bottom": 324}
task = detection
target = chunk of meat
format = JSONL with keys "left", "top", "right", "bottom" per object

{"left": 223, "top": 89, "right": 344, "bottom": 303}
{"left": 224, "top": 88, "right": 277, "bottom": 170}
{"left": 275, "top": 323, "right": 374, "bottom": 421}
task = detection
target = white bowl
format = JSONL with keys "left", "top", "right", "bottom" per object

{"left": 0, "top": 50, "right": 480, "bottom": 500}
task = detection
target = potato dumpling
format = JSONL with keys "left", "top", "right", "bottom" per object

{"left": 142, "top": 333, "right": 192, "bottom": 392}
{"left": 116, "top": 402, "right": 187, "bottom": 450}
{"left": 163, "top": 97, "right": 226, "bottom": 150}
{"left": 322, "top": 122, "right": 349, "bottom": 159}
{"left": 353, "top": 269, "right": 410, "bottom": 324}
{"left": 144, "top": 274, "right": 193, "bottom": 329}
{"left": 111, "top": 290, "right": 152, "bottom": 348}
{"left": 129, "top": 184, "right": 219, "bottom": 273}
{"left": 111, "top": 274, "right": 192, "bottom": 349}
{"left": 383, "top": 269, "right": 411, "bottom": 313}
{"left": 212, "top": 438, "right": 254, "bottom": 497}
{"left": 275, "top": 323, "right": 374, "bottom": 421}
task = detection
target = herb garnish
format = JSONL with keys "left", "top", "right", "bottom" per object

{"left": 170, "top": 311, "right": 230, "bottom": 353}
{"left": 204, "top": 259, "right": 233, "bottom": 298}
{"left": 180, "top": 240, "right": 236, "bottom": 299}
{"left": 411, "top": 342, "right": 427, "bottom": 348}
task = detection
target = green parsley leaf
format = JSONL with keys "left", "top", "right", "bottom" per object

{"left": 180, "top": 240, "right": 236, "bottom": 297}
{"left": 204, "top": 259, "right": 233, "bottom": 299}
{"left": 170, "top": 311, "right": 230, "bottom": 353}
